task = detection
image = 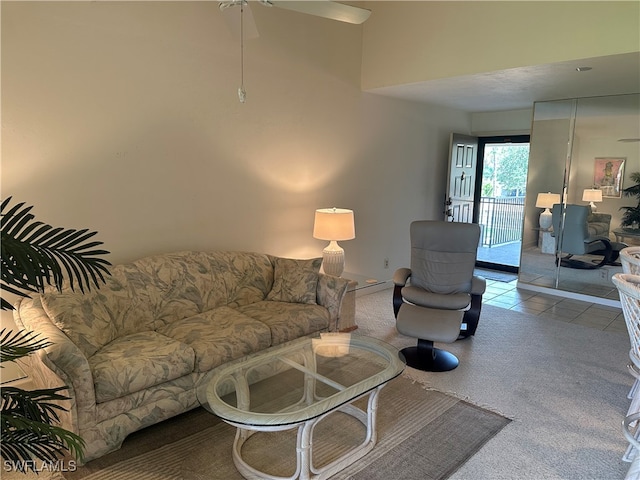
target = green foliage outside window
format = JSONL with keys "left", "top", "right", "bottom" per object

{"left": 482, "top": 144, "right": 529, "bottom": 197}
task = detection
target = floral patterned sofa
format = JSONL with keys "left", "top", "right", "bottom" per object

{"left": 13, "top": 251, "right": 349, "bottom": 463}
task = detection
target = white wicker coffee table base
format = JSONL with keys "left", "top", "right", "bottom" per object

{"left": 228, "top": 386, "right": 383, "bottom": 480}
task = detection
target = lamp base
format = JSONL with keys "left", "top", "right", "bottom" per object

{"left": 539, "top": 208, "right": 552, "bottom": 230}
{"left": 322, "top": 241, "right": 345, "bottom": 277}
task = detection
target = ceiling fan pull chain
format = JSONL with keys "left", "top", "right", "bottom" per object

{"left": 238, "top": 1, "right": 247, "bottom": 103}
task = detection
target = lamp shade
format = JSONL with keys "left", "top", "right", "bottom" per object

{"left": 582, "top": 189, "right": 603, "bottom": 203}
{"left": 313, "top": 208, "right": 355, "bottom": 241}
{"left": 535, "top": 192, "right": 561, "bottom": 209}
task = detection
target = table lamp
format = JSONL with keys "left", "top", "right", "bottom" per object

{"left": 582, "top": 188, "right": 603, "bottom": 212}
{"left": 535, "top": 192, "right": 560, "bottom": 230}
{"left": 313, "top": 208, "right": 355, "bottom": 277}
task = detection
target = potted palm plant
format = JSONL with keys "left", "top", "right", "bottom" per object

{"left": 621, "top": 172, "right": 640, "bottom": 229}
{"left": 1, "top": 197, "right": 111, "bottom": 472}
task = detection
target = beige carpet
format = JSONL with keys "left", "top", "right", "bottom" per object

{"left": 10, "top": 285, "right": 627, "bottom": 479}
{"left": 61, "top": 376, "right": 509, "bottom": 480}
{"left": 355, "top": 287, "right": 632, "bottom": 479}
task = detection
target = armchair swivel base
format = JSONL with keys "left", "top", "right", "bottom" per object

{"left": 396, "top": 303, "right": 464, "bottom": 372}
{"left": 400, "top": 339, "right": 459, "bottom": 372}
{"left": 556, "top": 240, "right": 624, "bottom": 269}
{"left": 556, "top": 238, "right": 626, "bottom": 270}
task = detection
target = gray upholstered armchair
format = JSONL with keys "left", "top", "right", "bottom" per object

{"left": 552, "top": 204, "right": 622, "bottom": 269}
{"left": 392, "top": 221, "right": 486, "bottom": 372}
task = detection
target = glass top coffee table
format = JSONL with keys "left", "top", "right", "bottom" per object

{"left": 197, "top": 333, "right": 405, "bottom": 480}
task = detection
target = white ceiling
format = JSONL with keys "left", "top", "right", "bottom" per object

{"left": 365, "top": 52, "right": 640, "bottom": 113}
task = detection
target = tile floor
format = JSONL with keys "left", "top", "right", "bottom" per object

{"left": 483, "top": 277, "right": 627, "bottom": 334}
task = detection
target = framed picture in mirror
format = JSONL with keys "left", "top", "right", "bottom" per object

{"left": 594, "top": 157, "right": 625, "bottom": 198}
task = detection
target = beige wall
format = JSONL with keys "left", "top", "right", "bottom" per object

{"left": 2, "top": 1, "right": 637, "bottom": 333}
{"left": 1, "top": 2, "right": 470, "bottom": 330}
{"left": 361, "top": 1, "right": 640, "bottom": 89}
{"left": 471, "top": 109, "right": 533, "bottom": 136}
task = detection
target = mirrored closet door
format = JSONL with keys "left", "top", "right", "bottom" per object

{"left": 519, "top": 93, "right": 640, "bottom": 302}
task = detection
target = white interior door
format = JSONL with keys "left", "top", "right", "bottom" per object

{"left": 445, "top": 133, "right": 478, "bottom": 223}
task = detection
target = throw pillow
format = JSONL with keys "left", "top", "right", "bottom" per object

{"left": 267, "top": 257, "right": 322, "bottom": 304}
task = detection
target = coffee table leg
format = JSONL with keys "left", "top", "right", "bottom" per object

{"left": 230, "top": 384, "right": 384, "bottom": 480}
{"left": 298, "top": 422, "right": 313, "bottom": 480}
{"left": 309, "top": 385, "right": 382, "bottom": 479}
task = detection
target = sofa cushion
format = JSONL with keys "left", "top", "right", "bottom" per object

{"left": 133, "top": 251, "right": 275, "bottom": 328}
{"left": 208, "top": 252, "right": 275, "bottom": 308}
{"left": 237, "top": 301, "right": 330, "bottom": 345}
{"left": 266, "top": 257, "right": 322, "bottom": 305}
{"left": 157, "top": 306, "right": 272, "bottom": 372}
{"left": 89, "top": 331, "right": 195, "bottom": 403}
{"left": 103, "top": 262, "right": 164, "bottom": 336}
{"left": 134, "top": 251, "right": 231, "bottom": 327}
{"left": 41, "top": 293, "right": 118, "bottom": 358}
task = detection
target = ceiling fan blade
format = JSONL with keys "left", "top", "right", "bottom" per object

{"left": 219, "top": 1, "right": 260, "bottom": 40}
{"left": 269, "top": 1, "right": 371, "bottom": 25}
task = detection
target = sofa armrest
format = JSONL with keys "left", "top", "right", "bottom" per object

{"left": 13, "top": 296, "right": 97, "bottom": 435}
{"left": 316, "top": 274, "right": 350, "bottom": 331}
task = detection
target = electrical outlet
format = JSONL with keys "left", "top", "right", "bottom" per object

{"left": 384, "top": 258, "right": 389, "bottom": 269}
{"left": 600, "top": 268, "right": 608, "bottom": 280}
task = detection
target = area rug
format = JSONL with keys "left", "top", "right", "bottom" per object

{"left": 64, "top": 375, "right": 510, "bottom": 480}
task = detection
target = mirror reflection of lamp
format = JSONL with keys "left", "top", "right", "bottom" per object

{"left": 582, "top": 188, "right": 603, "bottom": 212}
{"left": 313, "top": 208, "right": 355, "bottom": 277}
{"left": 536, "top": 192, "right": 561, "bottom": 230}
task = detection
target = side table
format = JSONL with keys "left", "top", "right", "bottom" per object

{"left": 337, "top": 273, "right": 387, "bottom": 332}
{"left": 614, "top": 228, "right": 640, "bottom": 245}
{"left": 536, "top": 228, "right": 555, "bottom": 254}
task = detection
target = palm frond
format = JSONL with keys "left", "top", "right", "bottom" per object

{"left": 0, "top": 197, "right": 104, "bottom": 468}
{"left": 620, "top": 172, "right": 640, "bottom": 226}
{"left": 0, "top": 328, "right": 51, "bottom": 363}
{"left": 1, "top": 197, "right": 111, "bottom": 310}
{"left": 1, "top": 386, "right": 71, "bottom": 425}
{"left": 0, "top": 416, "right": 85, "bottom": 470}
{"left": 623, "top": 185, "right": 640, "bottom": 200}
{"left": 0, "top": 371, "right": 86, "bottom": 468}
{"left": 0, "top": 385, "right": 86, "bottom": 469}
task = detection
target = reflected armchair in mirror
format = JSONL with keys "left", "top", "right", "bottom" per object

{"left": 552, "top": 204, "right": 624, "bottom": 269}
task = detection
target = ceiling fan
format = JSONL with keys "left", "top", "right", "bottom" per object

{"left": 219, "top": 0, "right": 371, "bottom": 26}
{"left": 219, "top": 1, "right": 371, "bottom": 103}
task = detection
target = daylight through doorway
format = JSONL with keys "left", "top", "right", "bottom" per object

{"left": 475, "top": 136, "right": 530, "bottom": 272}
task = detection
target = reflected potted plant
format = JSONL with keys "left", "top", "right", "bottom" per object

{"left": 0, "top": 197, "right": 111, "bottom": 472}
{"left": 621, "top": 172, "right": 640, "bottom": 229}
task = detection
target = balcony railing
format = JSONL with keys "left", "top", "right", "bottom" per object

{"left": 479, "top": 196, "right": 525, "bottom": 247}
